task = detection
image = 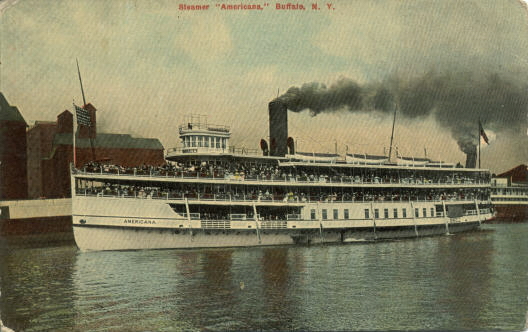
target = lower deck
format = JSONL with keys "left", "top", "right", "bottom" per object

{"left": 71, "top": 195, "right": 492, "bottom": 250}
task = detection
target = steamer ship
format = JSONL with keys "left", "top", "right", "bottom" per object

{"left": 490, "top": 165, "right": 528, "bottom": 221}
{"left": 70, "top": 102, "right": 493, "bottom": 251}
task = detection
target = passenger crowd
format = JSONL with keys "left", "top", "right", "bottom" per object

{"left": 77, "top": 181, "right": 488, "bottom": 203}
{"left": 78, "top": 161, "right": 490, "bottom": 186}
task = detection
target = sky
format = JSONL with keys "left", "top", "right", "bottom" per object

{"left": 1, "top": 0, "right": 527, "bottom": 173}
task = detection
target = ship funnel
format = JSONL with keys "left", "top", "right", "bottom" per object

{"left": 287, "top": 137, "right": 295, "bottom": 155}
{"left": 269, "top": 100, "right": 288, "bottom": 156}
{"left": 465, "top": 147, "right": 477, "bottom": 168}
{"left": 260, "top": 139, "right": 269, "bottom": 156}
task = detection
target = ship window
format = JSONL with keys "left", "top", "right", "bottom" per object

{"left": 344, "top": 209, "right": 349, "bottom": 219}
{"left": 415, "top": 208, "right": 419, "bottom": 218}
{"left": 423, "top": 208, "right": 427, "bottom": 217}
{"left": 216, "top": 137, "right": 220, "bottom": 148}
{"left": 204, "top": 136, "right": 209, "bottom": 147}
{"left": 384, "top": 209, "right": 389, "bottom": 219}
{"left": 393, "top": 208, "right": 398, "bottom": 218}
{"left": 431, "top": 208, "right": 435, "bottom": 217}
{"left": 364, "top": 209, "right": 370, "bottom": 219}
{"left": 191, "top": 136, "right": 196, "bottom": 147}
{"left": 222, "top": 138, "right": 226, "bottom": 149}
{"left": 374, "top": 209, "right": 379, "bottom": 219}
{"left": 333, "top": 209, "right": 338, "bottom": 220}
{"left": 402, "top": 208, "right": 407, "bottom": 218}
{"left": 198, "top": 136, "right": 203, "bottom": 147}
{"left": 311, "top": 209, "right": 316, "bottom": 220}
{"left": 322, "top": 209, "right": 327, "bottom": 220}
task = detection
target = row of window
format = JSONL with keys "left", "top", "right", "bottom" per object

{"left": 182, "top": 135, "right": 227, "bottom": 149}
{"left": 310, "top": 207, "right": 438, "bottom": 220}
{"left": 364, "top": 207, "right": 437, "bottom": 219}
{"left": 310, "top": 209, "right": 350, "bottom": 220}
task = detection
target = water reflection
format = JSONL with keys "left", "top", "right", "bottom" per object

{"left": 0, "top": 246, "right": 77, "bottom": 332}
{"left": 0, "top": 224, "right": 526, "bottom": 331}
{"left": 258, "top": 247, "right": 296, "bottom": 329}
{"left": 434, "top": 232, "right": 493, "bottom": 329}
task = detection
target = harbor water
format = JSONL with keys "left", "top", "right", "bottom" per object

{"left": 0, "top": 223, "right": 527, "bottom": 331}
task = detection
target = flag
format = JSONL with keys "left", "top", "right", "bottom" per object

{"left": 479, "top": 120, "right": 489, "bottom": 144}
{"left": 75, "top": 104, "right": 91, "bottom": 126}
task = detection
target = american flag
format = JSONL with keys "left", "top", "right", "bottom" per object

{"left": 75, "top": 104, "right": 91, "bottom": 126}
{"left": 479, "top": 120, "right": 489, "bottom": 145}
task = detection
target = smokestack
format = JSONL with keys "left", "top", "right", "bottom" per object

{"left": 465, "top": 146, "right": 477, "bottom": 168}
{"left": 269, "top": 100, "right": 288, "bottom": 156}
{"left": 287, "top": 137, "right": 295, "bottom": 155}
{"left": 260, "top": 139, "right": 269, "bottom": 156}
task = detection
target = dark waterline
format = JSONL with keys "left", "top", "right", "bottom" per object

{"left": 0, "top": 223, "right": 527, "bottom": 331}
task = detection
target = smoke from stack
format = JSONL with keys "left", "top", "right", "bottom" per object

{"left": 273, "top": 71, "right": 528, "bottom": 157}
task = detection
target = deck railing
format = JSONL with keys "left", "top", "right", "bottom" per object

{"left": 73, "top": 168, "right": 488, "bottom": 187}
{"left": 75, "top": 189, "right": 487, "bottom": 205}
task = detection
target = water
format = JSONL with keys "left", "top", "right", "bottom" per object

{"left": 0, "top": 223, "right": 527, "bottom": 331}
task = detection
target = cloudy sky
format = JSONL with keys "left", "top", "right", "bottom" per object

{"left": 1, "top": 0, "right": 527, "bottom": 173}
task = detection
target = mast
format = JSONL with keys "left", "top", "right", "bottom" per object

{"left": 75, "top": 58, "right": 96, "bottom": 163}
{"left": 388, "top": 103, "right": 397, "bottom": 162}
{"left": 72, "top": 101, "right": 77, "bottom": 167}
{"left": 478, "top": 119, "right": 481, "bottom": 169}
{"left": 76, "top": 58, "right": 87, "bottom": 106}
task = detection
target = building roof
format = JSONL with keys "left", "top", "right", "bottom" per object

{"left": 0, "top": 92, "right": 27, "bottom": 124}
{"left": 497, "top": 164, "right": 528, "bottom": 184}
{"left": 53, "top": 132, "right": 164, "bottom": 150}
{"left": 28, "top": 121, "right": 57, "bottom": 130}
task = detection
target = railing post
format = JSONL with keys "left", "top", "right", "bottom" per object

{"left": 185, "top": 198, "right": 193, "bottom": 239}
{"left": 411, "top": 201, "right": 418, "bottom": 237}
{"left": 474, "top": 199, "right": 481, "bottom": 226}
{"left": 442, "top": 201, "right": 449, "bottom": 234}
{"left": 370, "top": 201, "right": 377, "bottom": 240}
{"left": 253, "top": 203, "right": 261, "bottom": 244}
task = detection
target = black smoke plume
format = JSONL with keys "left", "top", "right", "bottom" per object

{"left": 275, "top": 72, "right": 528, "bottom": 154}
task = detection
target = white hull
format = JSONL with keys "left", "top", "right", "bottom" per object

{"left": 72, "top": 221, "right": 482, "bottom": 251}
{"left": 72, "top": 196, "right": 490, "bottom": 251}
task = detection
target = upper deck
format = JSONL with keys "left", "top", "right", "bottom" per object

{"left": 72, "top": 161, "right": 490, "bottom": 189}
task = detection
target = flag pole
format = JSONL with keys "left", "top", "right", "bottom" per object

{"left": 76, "top": 58, "right": 86, "bottom": 107}
{"left": 478, "top": 119, "right": 481, "bottom": 169}
{"left": 72, "top": 102, "right": 77, "bottom": 168}
{"left": 388, "top": 102, "right": 397, "bottom": 163}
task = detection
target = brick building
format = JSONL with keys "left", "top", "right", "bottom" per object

{"left": 0, "top": 93, "right": 28, "bottom": 200}
{"left": 27, "top": 102, "right": 165, "bottom": 198}
{"left": 496, "top": 164, "right": 528, "bottom": 184}
{"left": 27, "top": 120, "right": 58, "bottom": 198}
